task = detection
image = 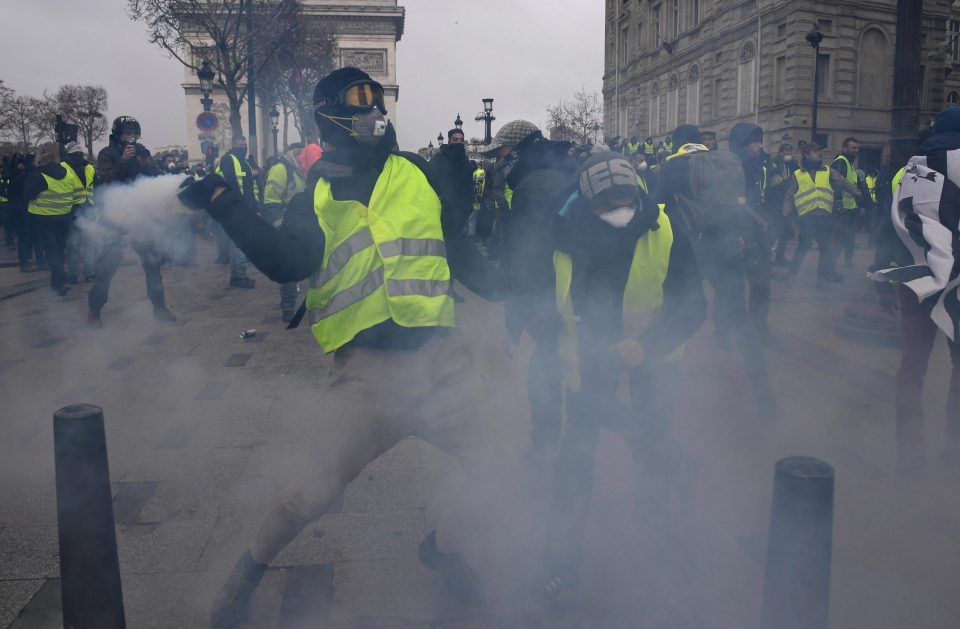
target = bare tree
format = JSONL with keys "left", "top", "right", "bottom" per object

{"left": 0, "top": 80, "right": 14, "bottom": 139}
{"left": 128, "top": 0, "right": 307, "bottom": 144}
{"left": 546, "top": 88, "right": 604, "bottom": 147}
{"left": 47, "top": 85, "right": 109, "bottom": 159}
{"left": 4, "top": 96, "right": 41, "bottom": 151}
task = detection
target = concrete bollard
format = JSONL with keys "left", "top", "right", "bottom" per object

{"left": 760, "top": 456, "right": 835, "bottom": 629}
{"left": 53, "top": 403, "right": 126, "bottom": 629}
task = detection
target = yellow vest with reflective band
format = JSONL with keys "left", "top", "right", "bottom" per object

{"left": 627, "top": 140, "right": 642, "bottom": 155}
{"left": 306, "top": 155, "right": 455, "bottom": 353}
{"left": 472, "top": 168, "right": 485, "bottom": 210}
{"left": 216, "top": 153, "right": 260, "bottom": 202}
{"left": 793, "top": 167, "right": 834, "bottom": 216}
{"left": 866, "top": 174, "right": 878, "bottom": 203}
{"left": 504, "top": 184, "right": 513, "bottom": 209}
{"left": 892, "top": 166, "right": 906, "bottom": 196}
{"left": 643, "top": 141, "right": 656, "bottom": 156}
{"left": 63, "top": 162, "right": 95, "bottom": 206}
{"left": 554, "top": 212, "right": 675, "bottom": 392}
{"left": 833, "top": 155, "right": 858, "bottom": 210}
{"left": 263, "top": 160, "right": 305, "bottom": 207}
{"left": 636, "top": 174, "right": 648, "bottom": 194}
{"left": 28, "top": 170, "right": 77, "bottom": 216}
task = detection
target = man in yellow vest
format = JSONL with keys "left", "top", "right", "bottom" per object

{"left": 831, "top": 137, "right": 862, "bottom": 268}
{"left": 61, "top": 142, "right": 97, "bottom": 283}
{"left": 541, "top": 150, "right": 705, "bottom": 602}
{"left": 216, "top": 136, "right": 259, "bottom": 288}
{"left": 179, "top": 67, "right": 510, "bottom": 627}
{"left": 23, "top": 144, "right": 77, "bottom": 295}
{"left": 783, "top": 142, "right": 860, "bottom": 285}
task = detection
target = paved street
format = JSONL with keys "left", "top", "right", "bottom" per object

{"left": 0, "top": 233, "right": 958, "bottom": 629}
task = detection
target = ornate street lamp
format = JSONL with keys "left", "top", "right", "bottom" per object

{"left": 806, "top": 23, "right": 825, "bottom": 143}
{"left": 475, "top": 98, "right": 496, "bottom": 145}
{"left": 454, "top": 113, "right": 463, "bottom": 130}
{"left": 197, "top": 60, "right": 215, "bottom": 112}
{"left": 269, "top": 105, "right": 280, "bottom": 156}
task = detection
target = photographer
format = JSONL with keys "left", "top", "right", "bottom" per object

{"left": 87, "top": 116, "right": 175, "bottom": 327}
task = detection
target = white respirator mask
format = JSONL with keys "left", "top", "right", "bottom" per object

{"left": 599, "top": 207, "right": 636, "bottom": 228}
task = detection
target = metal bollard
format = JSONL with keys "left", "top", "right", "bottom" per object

{"left": 53, "top": 403, "right": 126, "bottom": 629}
{"left": 760, "top": 456, "right": 835, "bottom": 629}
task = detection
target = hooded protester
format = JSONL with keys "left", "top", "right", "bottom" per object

{"left": 88, "top": 116, "right": 175, "bottom": 326}
{"left": 216, "top": 135, "right": 259, "bottom": 289}
{"left": 540, "top": 150, "right": 706, "bottom": 604}
{"left": 491, "top": 119, "right": 580, "bottom": 452}
{"left": 178, "top": 67, "right": 512, "bottom": 627}
{"left": 656, "top": 123, "right": 777, "bottom": 419}
{"left": 871, "top": 106, "right": 960, "bottom": 478}
{"left": 429, "top": 128, "right": 474, "bottom": 235}
{"left": 23, "top": 144, "right": 75, "bottom": 295}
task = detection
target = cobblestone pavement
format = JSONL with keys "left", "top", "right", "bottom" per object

{"left": 0, "top": 233, "right": 957, "bottom": 628}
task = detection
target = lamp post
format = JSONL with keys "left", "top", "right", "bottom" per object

{"left": 475, "top": 98, "right": 495, "bottom": 145}
{"left": 806, "top": 23, "right": 824, "bottom": 144}
{"left": 197, "top": 60, "right": 215, "bottom": 112}
{"left": 454, "top": 113, "right": 463, "bottom": 130}
{"left": 269, "top": 105, "right": 280, "bottom": 156}
{"left": 437, "top": 132, "right": 444, "bottom": 146}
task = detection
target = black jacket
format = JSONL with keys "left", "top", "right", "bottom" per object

{"left": 97, "top": 137, "right": 161, "bottom": 185}
{"left": 555, "top": 191, "right": 706, "bottom": 363}
{"left": 428, "top": 144, "right": 474, "bottom": 230}
{"left": 207, "top": 127, "right": 506, "bottom": 350}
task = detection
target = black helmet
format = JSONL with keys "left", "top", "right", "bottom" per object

{"left": 111, "top": 116, "right": 141, "bottom": 142}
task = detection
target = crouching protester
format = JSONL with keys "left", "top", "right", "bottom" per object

{"left": 539, "top": 151, "right": 706, "bottom": 606}
{"left": 178, "top": 67, "right": 514, "bottom": 628}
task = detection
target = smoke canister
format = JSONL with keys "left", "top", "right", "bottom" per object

{"left": 240, "top": 329, "right": 257, "bottom": 340}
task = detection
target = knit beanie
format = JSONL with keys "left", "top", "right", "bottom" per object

{"left": 577, "top": 151, "right": 638, "bottom": 205}
{"left": 933, "top": 106, "right": 960, "bottom": 134}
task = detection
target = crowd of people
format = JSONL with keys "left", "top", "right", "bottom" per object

{"left": 2, "top": 64, "right": 958, "bottom": 624}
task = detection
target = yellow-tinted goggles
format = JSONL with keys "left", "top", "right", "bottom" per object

{"left": 342, "top": 83, "right": 384, "bottom": 110}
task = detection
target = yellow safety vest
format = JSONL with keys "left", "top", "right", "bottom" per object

{"left": 554, "top": 212, "right": 675, "bottom": 392}
{"left": 627, "top": 141, "right": 642, "bottom": 155}
{"left": 216, "top": 153, "right": 260, "bottom": 202}
{"left": 263, "top": 160, "right": 305, "bottom": 207}
{"left": 306, "top": 154, "right": 455, "bottom": 352}
{"left": 793, "top": 167, "right": 834, "bottom": 216}
{"left": 661, "top": 140, "right": 674, "bottom": 156}
{"left": 504, "top": 184, "right": 513, "bottom": 209}
{"left": 27, "top": 170, "right": 77, "bottom": 216}
{"left": 833, "top": 155, "right": 859, "bottom": 211}
{"left": 636, "top": 174, "right": 648, "bottom": 194}
{"left": 472, "top": 168, "right": 485, "bottom": 210}
{"left": 866, "top": 174, "right": 878, "bottom": 203}
{"left": 63, "top": 162, "right": 95, "bottom": 206}
{"left": 892, "top": 166, "right": 905, "bottom": 196}
{"left": 643, "top": 141, "right": 656, "bottom": 156}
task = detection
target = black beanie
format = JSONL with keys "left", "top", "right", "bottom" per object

{"left": 672, "top": 124, "right": 702, "bottom": 147}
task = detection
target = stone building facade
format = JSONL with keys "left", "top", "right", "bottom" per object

{"left": 603, "top": 0, "right": 960, "bottom": 170}
{"left": 182, "top": 0, "right": 405, "bottom": 165}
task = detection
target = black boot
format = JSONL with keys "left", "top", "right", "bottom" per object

{"left": 210, "top": 550, "right": 268, "bottom": 629}
{"left": 418, "top": 530, "right": 482, "bottom": 606}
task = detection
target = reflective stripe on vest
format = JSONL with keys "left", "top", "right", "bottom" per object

{"left": 216, "top": 153, "right": 260, "bottom": 201}
{"left": 27, "top": 171, "right": 77, "bottom": 216}
{"left": 793, "top": 168, "right": 834, "bottom": 216}
{"left": 264, "top": 160, "right": 305, "bottom": 207}
{"left": 63, "top": 162, "right": 95, "bottom": 206}
{"left": 866, "top": 174, "right": 878, "bottom": 203}
{"left": 643, "top": 141, "right": 656, "bottom": 155}
{"left": 554, "top": 212, "right": 675, "bottom": 392}
{"left": 305, "top": 154, "right": 454, "bottom": 352}
{"left": 504, "top": 184, "right": 513, "bottom": 209}
{"left": 834, "top": 155, "right": 858, "bottom": 210}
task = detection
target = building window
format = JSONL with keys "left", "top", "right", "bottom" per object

{"left": 737, "top": 41, "right": 757, "bottom": 114}
{"left": 652, "top": 3, "right": 662, "bottom": 48}
{"left": 858, "top": 28, "right": 891, "bottom": 108}
{"left": 951, "top": 20, "right": 960, "bottom": 62}
{"left": 775, "top": 56, "right": 786, "bottom": 104}
{"left": 690, "top": 0, "right": 701, "bottom": 27}
{"left": 667, "top": 74, "right": 679, "bottom": 131}
{"left": 816, "top": 53, "right": 831, "bottom": 100}
{"left": 920, "top": 64, "right": 928, "bottom": 106}
{"left": 949, "top": 91, "right": 960, "bottom": 105}
{"left": 819, "top": 19, "right": 833, "bottom": 33}
{"left": 637, "top": 19, "right": 644, "bottom": 49}
{"left": 686, "top": 65, "right": 701, "bottom": 124}
{"left": 671, "top": 0, "right": 680, "bottom": 38}
{"left": 713, "top": 77, "right": 723, "bottom": 119}
{"left": 777, "top": 21, "right": 787, "bottom": 39}
{"left": 650, "top": 83, "right": 661, "bottom": 134}
{"left": 620, "top": 26, "right": 629, "bottom": 65}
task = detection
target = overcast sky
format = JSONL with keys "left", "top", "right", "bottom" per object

{"left": 0, "top": 0, "right": 603, "bottom": 152}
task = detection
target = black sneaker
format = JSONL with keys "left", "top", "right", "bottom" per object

{"left": 229, "top": 277, "right": 256, "bottom": 289}
{"left": 418, "top": 530, "right": 482, "bottom": 606}
{"left": 210, "top": 550, "right": 268, "bottom": 629}
{"left": 153, "top": 305, "right": 177, "bottom": 323}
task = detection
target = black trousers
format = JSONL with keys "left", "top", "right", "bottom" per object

{"left": 88, "top": 238, "right": 166, "bottom": 312}
{"left": 832, "top": 209, "right": 858, "bottom": 266}
{"left": 16, "top": 206, "right": 44, "bottom": 267}
{"left": 34, "top": 213, "right": 72, "bottom": 289}
{"left": 789, "top": 213, "right": 835, "bottom": 279}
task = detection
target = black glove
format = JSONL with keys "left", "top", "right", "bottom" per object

{"left": 176, "top": 174, "right": 228, "bottom": 211}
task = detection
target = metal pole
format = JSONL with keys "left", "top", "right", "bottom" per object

{"left": 54, "top": 403, "right": 126, "bottom": 629}
{"left": 245, "top": 0, "right": 259, "bottom": 163}
{"left": 760, "top": 456, "right": 835, "bottom": 629}
{"left": 484, "top": 114, "right": 492, "bottom": 144}
{"left": 811, "top": 42, "right": 820, "bottom": 143}
{"left": 272, "top": 127, "right": 278, "bottom": 157}
{"left": 890, "top": 0, "right": 923, "bottom": 168}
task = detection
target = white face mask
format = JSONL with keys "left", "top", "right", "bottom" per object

{"left": 636, "top": 161, "right": 648, "bottom": 172}
{"left": 599, "top": 207, "right": 636, "bottom": 228}
{"left": 783, "top": 154, "right": 794, "bottom": 162}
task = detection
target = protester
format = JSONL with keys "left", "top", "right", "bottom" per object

{"left": 23, "top": 144, "right": 75, "bottom": 295}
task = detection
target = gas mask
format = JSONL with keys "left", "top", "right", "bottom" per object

{"left": 352, "top": 109, "right": 387, "bottom": 146}
{"left": 599, "top": 207, "right": 636, "bottom": 228}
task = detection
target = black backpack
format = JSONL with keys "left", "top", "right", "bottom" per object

{"left": 673, "top": 149, "right": 764, "bottom": 234}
